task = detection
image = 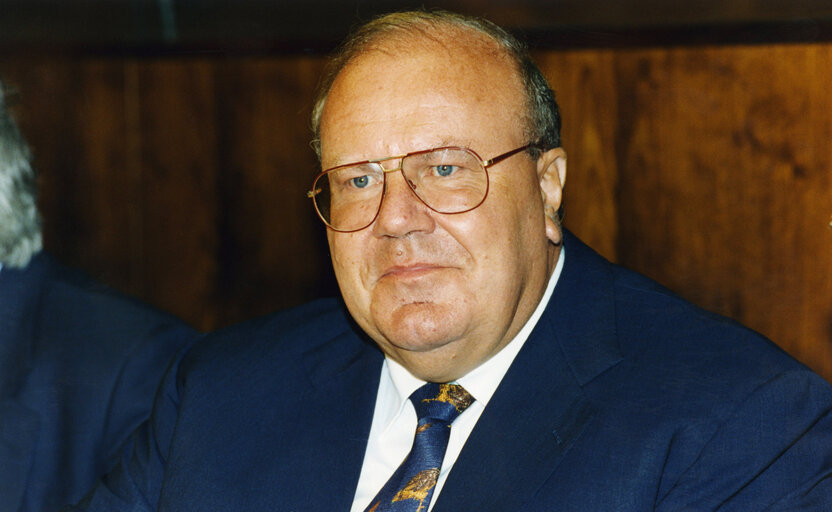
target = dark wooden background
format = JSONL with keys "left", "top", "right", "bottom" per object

{"left": 1, "top": 1, "right": 831, "bottom": 381}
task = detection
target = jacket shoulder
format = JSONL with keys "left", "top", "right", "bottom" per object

{"left": 179, "top": 297, "right": 359, "bottom": 378}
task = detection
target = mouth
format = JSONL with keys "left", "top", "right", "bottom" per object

{"left": 380, "top": 264, "right": 448, "bottom": 280}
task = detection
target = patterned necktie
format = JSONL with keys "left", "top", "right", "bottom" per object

{"left": 365, "top": 382, "right": 475, "bottom": 512}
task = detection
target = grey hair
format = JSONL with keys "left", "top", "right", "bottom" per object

{"left": 0, "top": 80, "right": 42, "bottom": 268}
{"left": 309, "top": 10, "right": 561, "bottom": 161}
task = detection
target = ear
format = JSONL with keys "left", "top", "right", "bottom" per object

{"left": 537, "top": 147, "right": 567, "bottom": 245}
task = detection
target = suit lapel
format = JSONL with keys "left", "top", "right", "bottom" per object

{"left": 298, "top": 323, "right": 385, "bottom": 510}
{"left": 434, "top": 232, "right": 623, "bottom": 510}
{"left": 433, "top": 313, "right": 595, "bottom": 511}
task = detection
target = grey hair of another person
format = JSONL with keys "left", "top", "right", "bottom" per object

{"left": 309, "top": 9, "right": 562, "bottom": 161}
{"left": 0, "top": 80, "right": 42, "bottom": 268}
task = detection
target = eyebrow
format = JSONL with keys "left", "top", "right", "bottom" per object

{"left": 430, "top": 137, "right": 475, "bottom": 150}
{"left": 329, "top": 137, "right": 478, "bottom": 166}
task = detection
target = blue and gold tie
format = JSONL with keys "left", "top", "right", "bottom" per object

{"left": 364, "top": 383, "right": 475, "bottom": 512}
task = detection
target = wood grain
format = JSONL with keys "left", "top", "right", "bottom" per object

{"left": 610, "top": 44, "right": 832, "bottom": 379}
{"left": 210, "top": 57, "right": 335, "bottom": 326}
{"left": 1, "top": 43, "right": 830, "bottom": 380}
{"left": 133, "top": 59, "right": 221, "bottom": 328}
{"left": 535, "top": 49, "right": 620, "bottom": 262}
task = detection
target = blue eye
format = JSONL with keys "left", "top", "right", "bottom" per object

{"left": 350, "top": 175, "right": 371, "bottom": 188}
{"left": 435, "top": 165, "right": 456, "bottom": 177}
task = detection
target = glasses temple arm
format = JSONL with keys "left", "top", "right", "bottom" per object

{"left": 483, "top": 142, "right": 543, "bottom": 167}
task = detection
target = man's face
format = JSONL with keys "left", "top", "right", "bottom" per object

{"left": 319, "top": 34, "right": 561, "bottom": 382}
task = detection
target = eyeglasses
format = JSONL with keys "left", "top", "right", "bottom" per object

{"left": 308, "top": 143, "right": 539, "bottom": 232}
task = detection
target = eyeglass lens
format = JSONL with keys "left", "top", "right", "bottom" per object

{"left": 312, "top": 147, "right": 487, "bottom": 232}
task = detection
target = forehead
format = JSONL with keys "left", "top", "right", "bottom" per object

{"left": 320, "top": 30, "right": 527, "bottom": 162}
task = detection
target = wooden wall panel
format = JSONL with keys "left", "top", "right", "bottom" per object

{"left": 4, "top": 60, "right": 135, "bottom": 278}
{"left": 133, "top": 60, "right": 221, "bottom": 329}
{"left": 609, "top": 44, "right": 832, "bottom": 379}
{"left": 210, "top": 57, "right": 334, "bottom": 327}
{"left": 1, "top": 58, "right": 226, "bottom": 328}
{"left": 535, "top": 49, "right": 620, "bottom": 261}
{"left": 1, "top": 43, "right": 831, "bottom": 380}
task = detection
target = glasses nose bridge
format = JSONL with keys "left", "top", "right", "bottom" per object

{"left": 373, "top": 153, "right": 407, "bottom": 174}
{"left": 373, "top": 153, "right": 427, "bottom": 220}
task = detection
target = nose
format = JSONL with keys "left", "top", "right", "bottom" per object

{"left": 371, "top": 169, "right": 436, "bottom": 238}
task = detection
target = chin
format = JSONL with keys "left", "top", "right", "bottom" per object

{"left": 376, "top": 301, "right": 468, "bottom": 353}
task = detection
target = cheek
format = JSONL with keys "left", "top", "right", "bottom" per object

{"left": 329, "top": 235, "right": 371, "bottom": 299}
{"left": 329, "top": 231, "right": 365, "bottom": 264}
{"left": 472, "top": 190, "right": 534, "bottom": 251}
{"left": 469, "top": 187, "right": 544, "bottom": 276}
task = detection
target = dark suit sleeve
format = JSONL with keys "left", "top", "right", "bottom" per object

{"left": 69, "top": 339, "right": 194, "bottom": 512}
{"left": 656, "top": 370, "right": 832, "bottom": 511}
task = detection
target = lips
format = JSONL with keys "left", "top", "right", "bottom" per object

{"left": 380, "top": 264, "right": 449, "bottom": 280}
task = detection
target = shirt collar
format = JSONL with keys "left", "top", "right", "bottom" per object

{"left": 383, "top": 247, "right": 566, "bottom": 416}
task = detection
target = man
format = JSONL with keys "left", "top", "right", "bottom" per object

{"left": 0, "top": 80, "right": 196, "bottom": 512}
{"left": 74, "top": 10, "right": 832, "bottom": 511}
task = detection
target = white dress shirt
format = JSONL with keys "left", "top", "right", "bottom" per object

{"left": 350, "top": 249, "right": 565, "bottom": 511}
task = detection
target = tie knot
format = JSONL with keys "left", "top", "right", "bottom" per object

{"left": 410, "top": 383, "right": 474, "bottom": 424}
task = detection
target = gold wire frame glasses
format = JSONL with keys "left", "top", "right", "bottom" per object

{"left": 308, "top": 143, "right": 539, "bottom": 232}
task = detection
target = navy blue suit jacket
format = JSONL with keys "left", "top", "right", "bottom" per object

{"left": 76, "top": 233, "right": 832, "bottom": 510}
{"left": 0, "top": 253, "right": 195, "bottom": 512}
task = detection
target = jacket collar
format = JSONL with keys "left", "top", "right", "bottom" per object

{"left": 547, "top": 230, "right": 623, "bottom": 385}
{"left": 434, "top": 230, "right": 623, "bottom": 510}
{"left": 300, "top": 311, "right": 385, "bottom": 510}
